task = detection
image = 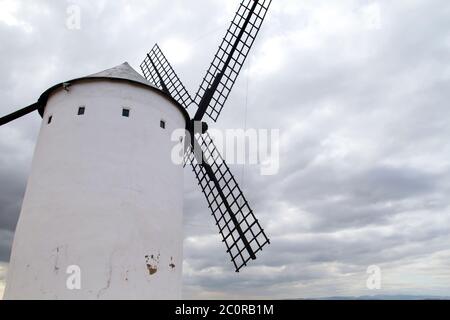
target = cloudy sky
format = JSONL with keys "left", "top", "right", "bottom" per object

{"left": 1, "top": 0, "right": 450, "bottom": 299}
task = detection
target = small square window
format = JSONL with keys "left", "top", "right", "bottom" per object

{"left": 122, "top": 108, "right": 130, "bottom": 118}
{"left": 48, "top": 115, "right": 53, "bottom": 124}
{"left": 78, "top": 106, "right": 85, "bottom": 115}
{"left": 160, "top": 120, "right": 166, "bottom": 129}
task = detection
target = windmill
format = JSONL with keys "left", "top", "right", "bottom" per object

{"left": 1, "top": 0, "right": 272, "bottom": 299}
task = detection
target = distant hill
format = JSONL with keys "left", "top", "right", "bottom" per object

{"left": 305, "top": 295, "right": 450, "bottom": 300}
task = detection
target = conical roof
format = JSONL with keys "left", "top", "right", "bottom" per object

{"left": 85, "top": 62, "right": 156, "bottom": 89}
{"left": 36, "top": 62, "right": 190, "bottom": 123}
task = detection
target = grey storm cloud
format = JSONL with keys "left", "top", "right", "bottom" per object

{"left": 1, "top": 0, "right": 450, "bottom": 299}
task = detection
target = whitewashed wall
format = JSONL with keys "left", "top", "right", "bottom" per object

{"left": 5, "top": 80, "right": 186, "bottom": 300}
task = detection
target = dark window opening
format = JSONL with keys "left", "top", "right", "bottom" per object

{"left": 160, "top": 120, "right": 166, "bottom": 129}
{"left": 78, "top": 106, "right": 85, "bottom": 115}
{"left": 122, "top": 108, "right": 130, "bottom": 118}
{"left": 48, "top": 116, "right": 53, "bottom": 124}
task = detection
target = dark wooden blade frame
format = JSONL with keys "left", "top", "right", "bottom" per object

{"left": 141, "top": 44, "right": 194, "bottom": 110}
{"left": 194, "top": 0, "right": 272, "bottom": 122}
{"left": 185, "top": 131, "right": 270, "bottom": 272}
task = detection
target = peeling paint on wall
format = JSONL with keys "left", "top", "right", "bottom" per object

{"left": 145, "top": 253, "right": 160, "bottom": 276}
{"left": 147, "top": 265, "right": 157, "bottom": 275}
{"left": 169, "top": 256, "right": 175, "bottom": 270}
{"left": 97, "top": 251, "right": 115, "bottom": 299}
{"left": 53, "top": 247, "right": 61, "bottom": 274}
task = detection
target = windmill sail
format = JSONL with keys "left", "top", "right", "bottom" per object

{"left": 0, "top": 103, "right": 38, "bottom": 126}
{"left": 141, "top": 44, "right": 193, "bottom": 109}
{"left": 186, "top": 132, "right": 270, "bottom": 272}
{"left": 139, "top": 0, "right": 272, "bottom": 272}
{"left": 194, "top": 0, "right": 272, "bottom": 122}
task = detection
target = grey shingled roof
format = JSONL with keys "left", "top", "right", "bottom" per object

{"left": 85, "top": 62, "right": 158, "bottom": 89}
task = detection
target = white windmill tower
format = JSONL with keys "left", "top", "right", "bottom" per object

{"left": 0, "top": 0, "right": 272, "bottom": 300}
